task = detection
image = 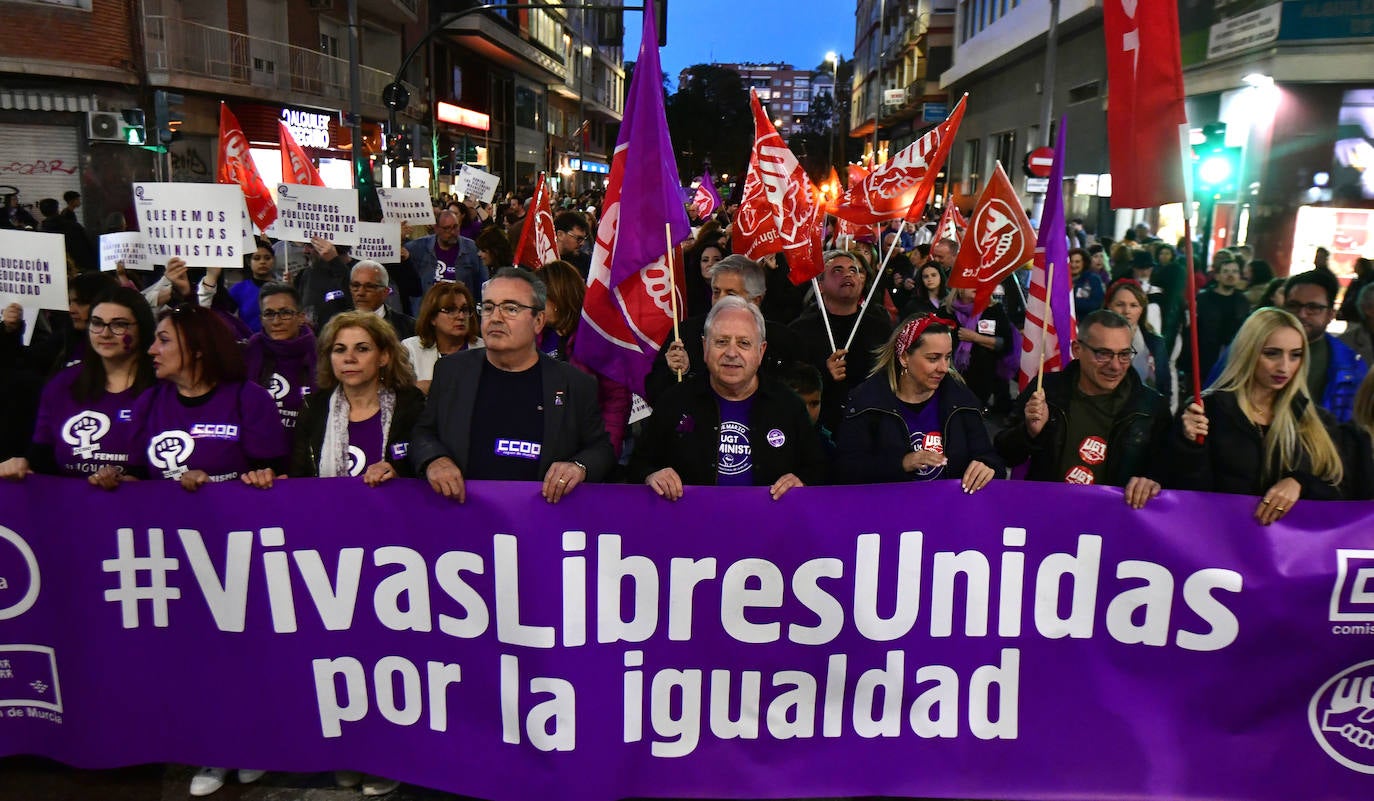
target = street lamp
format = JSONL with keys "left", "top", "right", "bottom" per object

{"left": 826, "top": 51, "right": 839, "bottom": 172}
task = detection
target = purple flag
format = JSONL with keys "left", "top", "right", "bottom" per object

{"left": 606, "top": 0, "right": 689, "bottom": 288}
{"left": 690, "top": 170, "right": 721, "bottom": 220}
{"left": 1020, "top": 118, "right": 1076, "bottom": 389}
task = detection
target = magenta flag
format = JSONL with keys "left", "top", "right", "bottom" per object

{"left": 691, "top": 170, "right": 721, "bottom": 220}
{"left": 1019, "top": 119, "right": 1076, "bottom": 390}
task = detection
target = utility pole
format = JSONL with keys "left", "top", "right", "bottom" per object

{"left": 1030, "top": 0, "right": 1060, "bottom": 223}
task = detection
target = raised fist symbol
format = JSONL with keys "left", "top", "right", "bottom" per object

{"left": 149, "top": 431, "right": 194, "bottom": 477}
{"left": 62, "top": 412, "right": 111, "bottom": 458}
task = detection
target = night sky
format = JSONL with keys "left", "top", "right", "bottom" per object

{"left": 623, "top": 1, "right": 853, "bottom": 89}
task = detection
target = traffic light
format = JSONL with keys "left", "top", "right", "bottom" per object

{"left": 656, "top": 0, "right": 668, "bottom": 46}
{"left": 1192, "top": 123, "right": 1241, "bottom": 199}
{"left": 120, "top": 109, "right": 146, "bottom": 145}
{"left": 153, "top": 90, "right": 184, "bottom": 145}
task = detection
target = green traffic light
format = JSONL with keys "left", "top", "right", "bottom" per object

{"left": 1198, "top": 154, "right": 1233, "bottom": 187}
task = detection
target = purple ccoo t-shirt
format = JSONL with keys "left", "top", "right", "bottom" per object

{"left": 345, "top": 412, "right": 385, "bottom": 477}
{"left": 31, "top": 365, "right": 141, "bottom": 477}
{"left": 131, "top": 381, "right": 290, "bottom": 482}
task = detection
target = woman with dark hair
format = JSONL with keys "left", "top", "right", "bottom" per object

{"left": 475, "top": 226, "right": 514, "bottom": 271}
{"left": 120, "top": 304, "right": 289, "bottom": 492}
{"left": 242, "top": 283, "right": 316, "bottom": 430}
{"left": 2, "top": 271, "right": 117, "bottom": 375}
{"left": 684, "top": 225, "right": 726, "bottom": 318}
{"left": 538, "top": 260, "right": 587, "bottom": 360}
{"left": 0, "top": 287, "right": 156, "bottom": 482}
{"left": 943, "top": 286, "right": 1014, "bottom": 410}
{"left": 1339, "top": 257, "right": 1374, "bottom": 324}
{"left": 835, "top": 313, "right": 1001, "bottom": 489}
{"left": 240, "top": 311, "right": 422, "bottom": 487}
{"left": 1243, "top": 258, "right": 1276, "bottom": 309}
{"left": 1104, "top": 278, "right": 1170, "bottom": 400}
{"left": 902, "top": 262, "right": 948, "bottom": 318}
{"left": 227, "top": 238, "right": 279, "bottom": 332}
{"left": 1169, "top": 308, "right": 1345, "bottom": 521}
{"left": 402, "top": 281, "right": 482, "bottom": 394}
{"left": 1257, "top": 277, "right": 1286, "bottom": 310}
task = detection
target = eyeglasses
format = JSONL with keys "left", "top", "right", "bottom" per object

{"left": 260, "top": 309, "right": 300, "bottom": 321}
{"left": 438, "top": 305, "right": 472, "bottom": 317}
{"left": 561, "top": 231, "right": 588, "bottom": 244}
{"left": 478, "top": 300, "right": 544, "bottom": 318}
{"left": 1284, "top": 301, "right": 1329, "bottom": 315}
{"left": 89, "top": 318, "right": 134, "bottom": 335}
{"left": 351, "top": 282, "right": 387, "bottom": 292}
{"left": 1076, "top": 341, "right": 1137, "bottom": 364}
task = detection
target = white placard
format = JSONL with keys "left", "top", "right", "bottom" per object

{"left": 100, "top": 232, "right": 151, "bottom": 272}
{"left": 456, "top": 165, "right": 500, "bottom": 204}
{"left": 377, "top": 187, "right": 435, "bottom": 225}
{"left": 241, "top": 201, "right": 258, "bottom": 254}
{"left": 628, "top": 393, "right": 653, "bottom": 425}
{"left": 353, "top": 221, "right": 401, "bottom": 262}
{"left": 0, "top": 229, "right": 69, "bottom": 345}
{"left": 273, "top": 183, "right": 361, "bottom": 246}
{"left": 132, "top": 182, "right": 244, "bottom": 269}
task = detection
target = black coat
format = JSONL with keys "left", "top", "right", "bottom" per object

{"left": 835, "top": 375, "right": 1003, "bottom": 483}
{"left": 1337, "top": 422, "right": 1374, "bottom": 501}
{"left": 629, "top": 375, "right": 826, "bottom": 487}
{"left": 790, "top": 304, "right": 894, "bottom": 434}
{"left": 290, "top": 384, "right": 427, "bottom": 478}
{"left": 409, "top": 350, "right": 614, "bottom": 481}
{"left": 1165, "top": 389, "right": 1343, "bottom": 499}
{"left": 995, "top": 362, "right": 1170, "bottom": 486}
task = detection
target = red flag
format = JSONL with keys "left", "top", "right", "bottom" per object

{"left": 278, "top": 121, "right": 325, "bottom": 187}
{"left": 733, "top": 90, "right": 824, "bottom": 285}
{"left": 948, "top": 162, "right": 1036, "bottom": 315}
{"left": 831, "top": 95, "right": 966, "bottom": 226}
{"left": 218, "top": 104, "right": 277, "bottom": 232}
{"left": 1103, "top": 0, "right": 1187, "bottom": 208}
{"left": 514, "top": 173, "right": 558, "bottom": 269}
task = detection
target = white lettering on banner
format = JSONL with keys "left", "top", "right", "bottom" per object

{"left": 1120, "top": 0, "right": 1140, "bottom": 79}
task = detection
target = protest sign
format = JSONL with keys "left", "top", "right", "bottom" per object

{"left": 273, "top": 183, "right": 361, "bottom": 246}
{"left": 241, "top": 200, "right": 258, "bottom": 254}
{"left": 1, "top": 478, "right": 1371, "bottom": 801}
{"left": 377, "top": 187, "right": 435, "bottom": 225}
{"left": 99, "top": 232, "right": 150, "bottom": 272}
{"left": 131, "top": 182, "right": 244, "bottom": 269}
{"left": 457, "top": 164, "right": 500, "bottom": 204}
{"left": 353, "top": 221, "right": 401, "bottom": 262}
{"left": 0, "top": 228, "right": 67, "bottom": 345}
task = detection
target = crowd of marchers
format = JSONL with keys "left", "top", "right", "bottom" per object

{"left": 3, "top": 189, "right": 1374, "bottom": 796}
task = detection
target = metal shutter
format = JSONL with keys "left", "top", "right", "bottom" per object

{"left": 0, "top": 123, "right": 83, "bottom": 213}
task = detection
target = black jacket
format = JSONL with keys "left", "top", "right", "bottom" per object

{"left": 290, "top": 384, "right": 427, "bottom": 478}
{"left": 1165, "top": 389, "right": 1343, "bottom": 499}
{"left": 644, "top": 313, "right": 804, "bottom": 404}
{"left": 835, "top": 375, "right": 1003, "bottom": 483}
{"left": 628, "top": 375, "right": 826, "bottom": 487}
{"left": 995, "top": 362, "right": 1170, "bottom": 486}
{"left": 409, "top": 350, "right": 614, "bottom": 481}
{"left": 1337, "top": 422, "right": 1374, "bottom": 501}
{"left": 790, "top": 304, "right": 894, "bottom": 434}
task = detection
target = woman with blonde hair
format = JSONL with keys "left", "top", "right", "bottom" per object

{"left": 1169, "top": 307, "right": 1344, "bottom": 522}
{"left": 835, "top": 312, "right": 1001, "bottom": 491}
{"left": 242, "top": 311, "right": 423, "bottom": 490}
{"left": 403, "top": 281, "right": 482, "bottom": 394}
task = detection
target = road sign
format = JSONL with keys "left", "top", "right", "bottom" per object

{"left": 1025, "top": 146, "right": 1055, "bottom": 179}
{"left": 1025, "top": 177, "right": 1049, "bottom": 194}
{"left": 921, "top": 103, "right": 948, "bottom": 122}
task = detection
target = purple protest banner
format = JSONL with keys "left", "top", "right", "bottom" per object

{"left": 1, "top": 476, "right": 1372, "bottom": 800}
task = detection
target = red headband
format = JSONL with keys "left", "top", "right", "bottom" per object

{"left": 896, "top": 314, "right": 957, "bottom": 356}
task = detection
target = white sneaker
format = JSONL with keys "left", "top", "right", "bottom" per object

{"left": 189, "top": 766, "right": 228, "bottom": 797}
{"left": 237, "top": 769, "right": 266, "bottom": 784}
{"left": 361, "top": 776, "right": 401, "bottom": 796}
{"left": 335, "top": 770, "right": 363, "bottom": 788}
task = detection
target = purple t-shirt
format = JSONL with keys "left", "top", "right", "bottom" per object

{"left": 345, "top": 412, "right": 385, "bottom": 477}
{"left": 434, "top": 243, "right": 460, "bottom": 282}
{"left": 131, "top": 381, "right": 289, "bottom": 482}
{"left": 897, "top": 392, "right": 945, "bottom": 481}
{"left": 31, "top": 365, "right": 141, "bottom": 477}
{"left": 716, "top": 396, "right": 754, "bottom": 486}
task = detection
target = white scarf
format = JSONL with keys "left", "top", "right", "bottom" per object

{"left": 319, "top": 386, "right": 396, "bottom": 477}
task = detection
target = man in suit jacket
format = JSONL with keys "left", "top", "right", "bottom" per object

{"left": 410, "top": 267, "right": 613, "bottom": 502}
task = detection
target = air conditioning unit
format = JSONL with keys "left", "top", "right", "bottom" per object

{"left": 87, "top": 111, "right": 125, "bottom": 142}
{"left": 308, "top": 0, "right": 333, "bottom": 10}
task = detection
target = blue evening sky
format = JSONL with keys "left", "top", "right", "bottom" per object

{"left": 623, "top": 1, "right": 853, "bottom": 89}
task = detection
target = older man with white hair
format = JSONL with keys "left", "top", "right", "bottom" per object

{"left": 630, "top": 295, "right": 825, "bottom": 500}
{"left": 321, "top": 260, "right": 417, "bottom": 341}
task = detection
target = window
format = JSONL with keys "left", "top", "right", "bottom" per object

{"left": 1069, "top": 81, "right": 1100, "bottom": 104}
{"left": 994, "top": 130, "right": 1016, "bottom": 179}
{"left": 964, "top": 138, "right": 982, "bottom": 193}
{"left": 515, "top": 86, "right": 539, "bottom": 130}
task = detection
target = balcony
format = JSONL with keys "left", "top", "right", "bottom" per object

{"left": 359, "top": 0, "right": 418, "bottom": 23}
{"left": 443, "top": 12, "right": 566, "bottom": 84}
{"left": 142, "top": 15, "right": 423, "bottom": 120}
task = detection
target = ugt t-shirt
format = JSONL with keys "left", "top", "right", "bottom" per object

{"left": 1057, "top": 382, "right": 1128, "bottom": 485}
{"left": 897, "top": 391, "right": 945, "bottom": 481}
{"left": 716, "top": 396, "right": 754, "bottom": 486}
{"left": 132, "top": 381, "right": 290, "bottom": 482}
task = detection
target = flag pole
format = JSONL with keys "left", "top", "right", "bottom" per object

{"left": 1182, "top": 214, "right": 1204, "bottom": 442}
{"left": 665, "top": 222, "right": 683, "bottom": 382}
{"left": 1037, "top": 261, "right": 1056, "bottom": 393}
{"left": 842, "top": 218, "right": 906, "bottom": 352}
